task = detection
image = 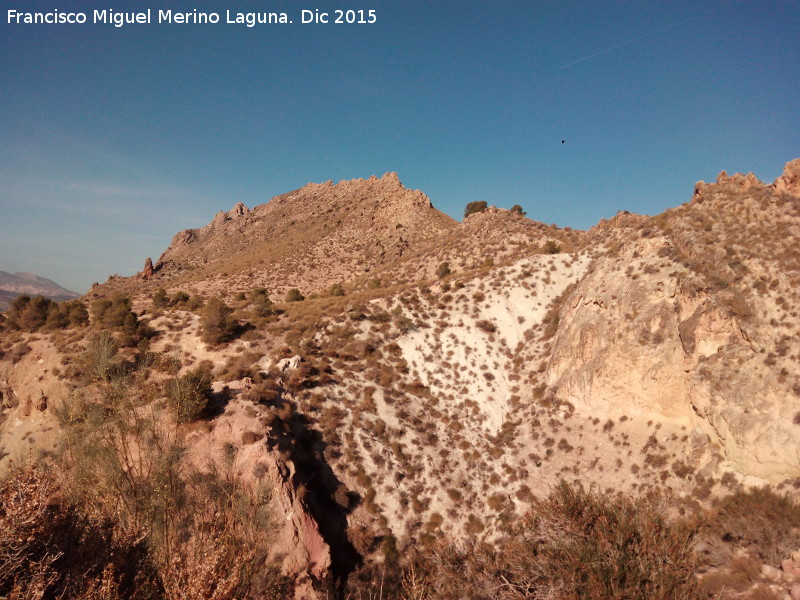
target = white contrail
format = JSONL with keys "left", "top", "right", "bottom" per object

{"left": 559, "top": 12, "right": 706, "bottom": 70}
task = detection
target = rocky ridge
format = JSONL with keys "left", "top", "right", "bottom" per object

{"left": 143, "top": 172, "right": 457, "bottom": 298}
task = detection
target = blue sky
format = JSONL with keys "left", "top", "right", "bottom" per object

{"left": 1, "top": 0, "right": 798, "bottom": 293}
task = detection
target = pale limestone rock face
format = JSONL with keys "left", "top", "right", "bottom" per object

{"left": 546, "top": 239, "right": 696, "bottom": 420}
{"left": 545, "top": 237, "right": 800, "bottom": 482}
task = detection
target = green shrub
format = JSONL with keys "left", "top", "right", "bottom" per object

{"left": 248, "top": 288, "right": 274, "bottom": 317}
{"left": 66, "top": 301, "right": 89, "bottom": 327}
{"left": 152, "top": 288, "right": 169, "bottom": 308}
{"left": 92, "top": 295, "right": 132, "bottom": 328}
{"left": 171, "top": 291, "right": 190, "bottom": 306}
{"left": 249, "top": 287, "right": 269, "bottom": 302}
{"left": 166, "top": 367, "right": 213, "bottom": 423}
{"left": 510, "top": 204, "right": 526, "bottom": 216}
{"left": 464, "top": 200, "right": 488, "bottom": 219}
{"left": 90, "top": 295, "right": 149, "bottom": 346}
{"left": 44, "top": 305, "right": 69, "bottom": 329}
{"left": 285, "top": 288, "right": 304, "bottom": 302}
{"left": 85, "top": 330, "right": 121, "bottom": 382}
{"left": 329, "top": 283, "right": 345, "bottom": 297}
{"left": 436, "top": 262, "right": 451, "bottom": 278}
{"left": 19, "top": 295, "right": 53, "bottom": 331}
{"left": 543, "top": 240, "right": 562, "bottom": 254}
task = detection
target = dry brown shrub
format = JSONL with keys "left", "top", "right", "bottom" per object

{"left": 0, "top": 464, "right": 160, "bottom": 599}
{"left": 54, "top": 379, "right": 286, "bottom": 599}
{"left": 702, "top": 486, "right": 800, "bottom": 566}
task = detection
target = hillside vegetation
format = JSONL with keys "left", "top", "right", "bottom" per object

{"left": 1, "top": 160, "right": 800, "bottom": 599}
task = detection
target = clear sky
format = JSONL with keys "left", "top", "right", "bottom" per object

{"left": 1, "top": 0, "right": 798, "bottom": 293}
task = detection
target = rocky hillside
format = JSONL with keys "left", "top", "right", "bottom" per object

{"left": 550, "top": 160, "right": 800, "bottom": 482}
{"left": 2, "top": 159, "right": 800, "bottom": 599}
{"left": 100, "top": 172, "right": 458, "bottom": 300}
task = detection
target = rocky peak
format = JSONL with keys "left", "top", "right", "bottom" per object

{"left": 693, "top": 169, "right": 764, "bottom": 199}
{"left": 150, "top": 172, "right": 456, "bottom": 293}
{"left": 715, "top": 169, "right": 762, "bottom": 190}
{"left": 589, "top": 210, "right": 647, "bottom": 233}
{"left": 303, "top": 171, "right": 419, "bottom": 201}
{"left": 212, "top": 201, "right": 250, "bottom": 226}
{"left": 693, "top": 159, "right": 800, "bottom": 201}
{"left": 772, "top": 158, "right": 800, "bottom": 197}
{"left": 381, "top": 170, "right": 400, "bottom": 184}
{"left": 229, "top": 201, "right": 249, "bottom": 218}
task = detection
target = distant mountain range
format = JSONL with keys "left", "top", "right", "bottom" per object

{"left": 0, "top": 271, "right": 80, "bottom": 310}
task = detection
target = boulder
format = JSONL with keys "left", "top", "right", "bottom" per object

{"left": 35, "top": 391, "right": 47, "bottom": 412}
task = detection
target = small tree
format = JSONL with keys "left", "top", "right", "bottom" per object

{"left": 66, "top": 301, "right": 89, "bottom": 327}
{"left": 6, "top": 295, "right": 55, "bottom": 332}
{"left": 436, "top": 262, "right": 452, "bottom": 278}
{"left": 464, "top": 201, "right": 488, "bottom": 219}
{"left": 201, "top": 298, "right": 237, "bottom": 344}
{"left": 44, "top": 303, "right": 70, "bottom": 329}
{"left": 329, "top": 283, "right": 345, "bottom": 297}
{"left": 510, "top": 204, "right": 526, "bottom": 216}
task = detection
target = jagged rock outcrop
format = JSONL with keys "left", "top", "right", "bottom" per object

{"left": 772, "top": 158, "right": 800, "bottom": 197}
{"left": 693, "top": 159, "right": 800, "bottom": 200}
{"left": 715, "top": 169, "right": 761, "bottom": 191}
{"left": 140, "top": 257, "right": 154, "bottom": 279}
